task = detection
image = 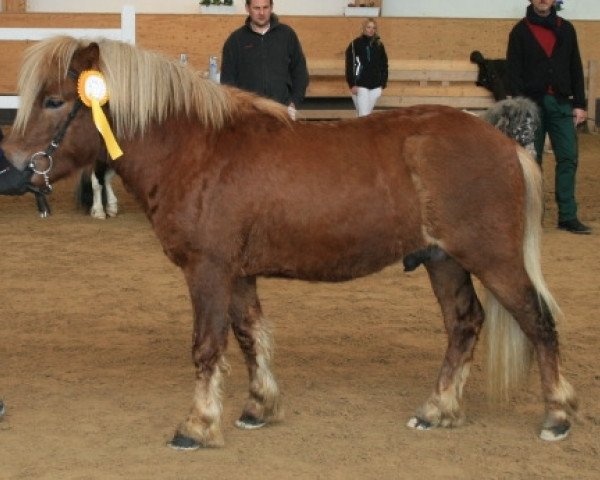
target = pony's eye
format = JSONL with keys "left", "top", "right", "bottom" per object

{"left": 43, "top": 97, "right": 65, "bottom": 109}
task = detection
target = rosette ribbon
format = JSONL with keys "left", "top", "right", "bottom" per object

{"left": 77, "top": 70, "right": 123, "bottom": 160}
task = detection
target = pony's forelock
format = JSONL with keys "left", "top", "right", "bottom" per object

{"left": 14, "top": 36, "right": 290, "bottom": 138}
{"left": 14, "top": 36, "right": 82, "bottom": 134}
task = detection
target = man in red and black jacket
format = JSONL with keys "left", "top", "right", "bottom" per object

{"left": 507, "top": 0, "right": 590, "bottom": 234}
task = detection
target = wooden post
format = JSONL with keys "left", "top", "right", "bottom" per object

{"left": 2, "top": 0, "right": 27, "bottom": 13}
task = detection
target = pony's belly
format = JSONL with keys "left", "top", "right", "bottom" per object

{"left": 246, "top": 233, "right": 411, "bottom": 282}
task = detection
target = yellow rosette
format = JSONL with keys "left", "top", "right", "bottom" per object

{"left": 77, "top": 70, "right": 123, "bottom": 160}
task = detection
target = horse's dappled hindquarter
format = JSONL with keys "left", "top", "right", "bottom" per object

{"left": 1, "top": 36, "right": 577, "bottom": 449}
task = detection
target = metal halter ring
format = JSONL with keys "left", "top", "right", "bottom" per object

{"left": 28, "top": 151, "right": 54, "bottom": 175}
{"left": 28, "top": 151, "right": 54, "bottom": 193}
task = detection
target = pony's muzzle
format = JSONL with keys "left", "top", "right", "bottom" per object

{"left": 0, "top": 147, "right": 34, "bottom": 196}
{"left": 0, "top": 148, "right": 53, "bottom": 217}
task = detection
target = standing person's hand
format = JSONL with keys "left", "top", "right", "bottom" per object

{"left": 287, "top": 103, "right": 297, "bottom": 121}
{"left": 573, "top": 108, "right": 586, "bottom": 126}
{"left": 351, "top": 86, "right": 358, "bottom": 95}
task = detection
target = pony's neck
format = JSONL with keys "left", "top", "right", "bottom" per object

{"left": 111, "top": 117, "right": 210, "bottom": 215}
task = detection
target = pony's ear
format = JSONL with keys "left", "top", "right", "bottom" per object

{"left": 72, "top": 42, "right": 101, "bottom": 71}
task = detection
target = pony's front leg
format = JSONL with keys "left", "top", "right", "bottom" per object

{"left": 229, "top": 277, "right": 282, "bottom": 429}
{"left": 103, "top": 168, "right": 118, "bottom": 217}
{"left": 169, "top": 262, "right": 232, "bottom": 450}
{"left": 408, "top": 259, "right": 484, "bottom": 430}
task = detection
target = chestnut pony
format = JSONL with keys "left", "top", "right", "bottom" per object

{"left": 3, "top": 36, "right": 577, "bottom": 448}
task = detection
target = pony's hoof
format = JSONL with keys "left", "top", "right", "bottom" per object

{"left": 235, "top": 414, "right": 266, "bottom": 430}
{"left": 539, "top": 423, "right": 570, "bottom": 441}
{"left": 406, "top": 416, "right": 434, "bottom": 430}
{"left": 167, "top": 433, "right": 201, "bottom": 451}
{"left": 90, "top": 211, "right": 107, "bottom": 220}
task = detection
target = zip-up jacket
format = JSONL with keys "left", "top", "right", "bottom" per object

{"left": 345, "top": 35, "right": 388, "bottom": 90}
{"left": 220, "top": 15, "right": 308, "bottom": 106}
{"left": 507, "top": 16, "right": 585, "bottom": 109}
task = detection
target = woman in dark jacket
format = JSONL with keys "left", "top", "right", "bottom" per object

{"left": 345, "top": 18, "right": 388, "bottom": 117}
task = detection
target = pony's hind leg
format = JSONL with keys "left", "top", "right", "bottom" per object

{"left": 407, "top": 257, "right": 485, "bottom": 430}
{"left": 229, "top": 276, "right": 282, "bottom": 429}
{"left": 484, "top": 281, "right": 577, "bottom": 441}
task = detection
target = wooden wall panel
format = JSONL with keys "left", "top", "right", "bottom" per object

{"left": 1, "top": 13, "right": 599, "bottom": 105}
{"left": 2, "top": 0, "right": 27, "bottom": 13}
{"left": 135, "top": 15, "right": 600, "bottom": 68}
{"left": 0, "top": 41, "right": 29, "bottom": 92}
{"left": 135, "top": 15, "right": 600, "bottom": 103}
{"left": 136, "top": 16, "right": 514, "bottom": 66}
{"left": 0, "top": 13, "right": 119, "bottom": 93}
{"left": 0, "top": 12, "right": 119, "bottom": 28}
{"left": 136, "top": 14, "right": 240, "bottom": 68}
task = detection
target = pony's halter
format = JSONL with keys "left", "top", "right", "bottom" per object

{"left": 27, "top": 69, "right": 83, "bottom": 195}
{"left": 23, "top": 69, "right": 83, "bottom": 217}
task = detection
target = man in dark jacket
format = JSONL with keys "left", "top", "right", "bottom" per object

{"left": 220, "top": 0, "right": 308, "bottom": 119}
{"left": 507, "top": 0, "right": 590, "bottom": 234}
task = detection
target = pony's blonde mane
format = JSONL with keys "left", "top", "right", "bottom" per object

{"left": 14, "top": 36, "right": 289, "bottom": 137}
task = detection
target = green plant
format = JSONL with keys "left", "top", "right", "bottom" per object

{"left": 200, "top": 0, "right": 233, "bottom": 6}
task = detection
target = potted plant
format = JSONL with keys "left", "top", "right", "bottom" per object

{"left": 344, "top": 1, "right": 380, "bottom": 17}
{"left": 200, "top": 0, "right": 233, "bottom": 5}
{"left": 200, "top": 0, "right": 236, "bottom": 13}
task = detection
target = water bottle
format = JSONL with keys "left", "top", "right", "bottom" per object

{"left": 209, "top": 55, "right": 218, "bottom": 82}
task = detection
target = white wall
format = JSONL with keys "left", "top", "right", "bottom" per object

{"left": 381, "top": 0, "right": 600, "bottom": 20}
{"left": 25, "top": 0, "right": 350, "bottom": 15}
{"left": 23, "top": 0, "right": 600, "bottom": 19}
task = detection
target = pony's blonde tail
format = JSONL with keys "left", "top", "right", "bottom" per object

{"left": 484, "top": 147, "right": 562, "bottom": 401}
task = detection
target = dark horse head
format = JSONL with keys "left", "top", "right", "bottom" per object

{"left": 470, "top": 50, "right": 511, "bottom": 101}
{"left": 0, "top": 127, "right": 33, "bottom": 196}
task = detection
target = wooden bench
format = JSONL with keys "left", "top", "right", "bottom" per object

{"left": 298, "top": 58, "right": 598, "bottom": 128}
{"left": 298, "top": 59, "right": 497, "bottom": 120}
